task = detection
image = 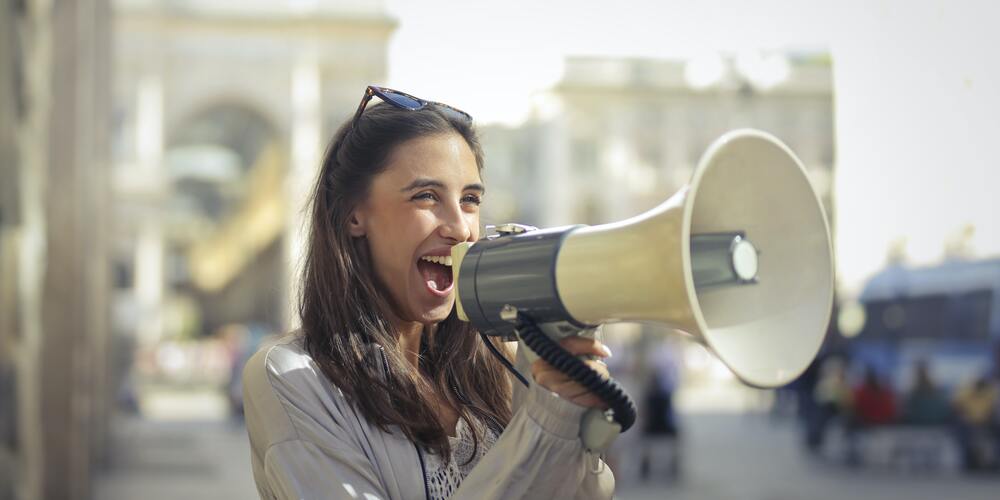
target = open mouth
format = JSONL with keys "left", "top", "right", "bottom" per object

{"left": 416, "top": 254, "right": 454, "bottom": 294}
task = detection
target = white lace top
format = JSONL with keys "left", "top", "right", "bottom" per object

{"left": 419, "top": 416, "right": 500, "bottom": 499}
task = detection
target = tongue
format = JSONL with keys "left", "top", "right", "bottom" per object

{"left": 417, "top": 260, "right": 453, "bottom": 291}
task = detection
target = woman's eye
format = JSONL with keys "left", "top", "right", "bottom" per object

{"left": 462, "top": 194, "right": 482, "bottom": 205}
{"left": 413, "top": 192, "right": 439, "bottom": 202}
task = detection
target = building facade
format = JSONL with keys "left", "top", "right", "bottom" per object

{"left": 482, "top": 54, "right": 835, "bottom": 229}
{"left": 111, "top": 0, "right": 396, "bottom": 346}
{"left": 1, "top": 1, "right": 396, "bottom": 499}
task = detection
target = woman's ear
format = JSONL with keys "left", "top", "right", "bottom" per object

{"left": 348, "top": 210, "right": 366, "bottom": 237}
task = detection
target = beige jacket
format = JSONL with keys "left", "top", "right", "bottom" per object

{"left": 242, "top": 332, "right": 615, "bottom": 499}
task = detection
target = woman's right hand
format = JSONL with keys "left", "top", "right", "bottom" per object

{"left": 529, "top": 337, "right": 612, "bottom": 409}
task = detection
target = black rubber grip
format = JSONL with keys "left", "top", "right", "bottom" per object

{"left": 515, "top": 313, "right": 637, "bottom": 432}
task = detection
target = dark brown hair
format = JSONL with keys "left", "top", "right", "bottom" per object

{"left": 299, "top": 102, "right": 513, "bottom": 460}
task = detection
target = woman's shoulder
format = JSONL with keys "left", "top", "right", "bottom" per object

{"left": 243, "top": 329, "right": 346, "bottom": 402}
{"left": 246, "top": 329, "right": 310, "bottom": 375}
{"left": 242, "top": 330, "right": 365, "bottom": 449}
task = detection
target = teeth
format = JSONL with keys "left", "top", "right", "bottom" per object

{"left": 420, "top": 255, "right": 452, "bottom": 266}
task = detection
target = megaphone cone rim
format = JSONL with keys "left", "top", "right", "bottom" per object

{"left": 680, "top": 128, "right": 835, "bottom": 388}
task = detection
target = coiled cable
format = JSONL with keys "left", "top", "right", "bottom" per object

{"left": 514, "top": 312, "right": 637, "bottom": 432}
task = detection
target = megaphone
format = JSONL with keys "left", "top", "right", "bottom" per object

{"left": 451, "top": 129, "right": 834, "bottom": 449}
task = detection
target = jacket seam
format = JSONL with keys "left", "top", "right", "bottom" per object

{"left": 262, "top": 436, "right": 360, "bottom": 458}
{"left": 414, "top": 442, "right": 430, "bottom": 500}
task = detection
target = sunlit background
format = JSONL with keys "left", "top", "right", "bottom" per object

{"left": 2, "top": 1, "right": 999, "bottom": 499}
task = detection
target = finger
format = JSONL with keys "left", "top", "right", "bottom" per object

{"left": 550, "top": 363, "right": 609, "bottom": 397}
{"left": 557, "top": 336, "right": 612, "bottom": 359}
{"left": 531, "top": 359, "right": 560, "bottom": 381}
{"left": 551, "top": 380, "right": 608, "bottom": 408}
{"left": 531, "top": 359, "right": 546, "bottom": 378}
{"left": 530, "top": 341, "right": 610, "bottom": 378}
{"left": 545, "top": 361, "right": 611, "bottom": 396}
{"left": 533, "top": 358, "right": 609, "bottom": 388}
{"left": 570, "top": 393, "right": 610, "bottom": 410}
{"left": 533, "top": 368, "right": 555, "bottom": 388}
{"left": 532, "top": 358, "right": 602, "bottom": 378}
{"left": 534, "top": 367, "right": 577, "bottom": 388}
{"left": 585, "top": 360, "right": 610, "bottom": 380}
{"left": 549, "top": 378, "right": 588, "bottom": 397}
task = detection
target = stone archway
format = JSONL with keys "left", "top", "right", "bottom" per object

{"left": 163, "top": 103, "right": 287, "bottom": 337}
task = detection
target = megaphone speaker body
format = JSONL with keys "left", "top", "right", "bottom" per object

{"left": 454, "top": 129, "right": 834, "bottom": 388}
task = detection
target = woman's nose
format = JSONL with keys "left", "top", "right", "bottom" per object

{"left": 439, "top": 205, "right": 472, "bottom": 242}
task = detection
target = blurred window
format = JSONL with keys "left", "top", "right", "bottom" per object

{"left": 946, "top": 289, "right": 993, "bottom": 339}
{"left": 861, "top": 290, "right": 992, "bottom": 340}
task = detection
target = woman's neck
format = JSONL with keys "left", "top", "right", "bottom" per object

{"left": 388, "top": 314, "right": 457, "bottom": 435}
{"left": 392, "top": 321, "right": 424, "bottom": 368}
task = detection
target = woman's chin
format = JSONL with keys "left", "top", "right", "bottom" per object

{"left": 416, "top": 296, "right": 456, "bottom": 325}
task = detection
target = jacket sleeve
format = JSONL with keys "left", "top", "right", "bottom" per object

{"left": 243, "top": 345, "right": 397, "bottom": 500}
{"left": 258, "top": 439, "right": 389, "bottom": 500}
{"left": 449, "top": 341, "right": 616, "bottom": 499}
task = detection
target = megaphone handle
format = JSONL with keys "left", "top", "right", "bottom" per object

{"left": 512, "top": 314, "right": 635, "bottom": 453}
{"left": 572, "top": 330, "right": 623, "bottom": 454}
{"left": 516, "top": 337, "right": 622, "bottom": 453}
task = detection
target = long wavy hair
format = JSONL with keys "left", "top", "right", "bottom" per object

{"left": 299, "top": 102, "right": 513, "bottom": 460}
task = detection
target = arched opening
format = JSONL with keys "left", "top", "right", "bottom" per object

{"left": 163, "top": 103, "right": 288, "bottom": 337}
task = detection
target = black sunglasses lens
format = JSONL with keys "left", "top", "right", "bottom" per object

{"left": 382, "top": 91, "right": 423, "bottom": 110}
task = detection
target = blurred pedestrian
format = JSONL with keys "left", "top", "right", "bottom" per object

{"left": 639, "top": 342, "right": 681, "bottom": 481}
{"left": 845, "top": 366, "right": 897, "bottom": 464}
{"left": 851, "top": 366, "right": 898, "bottom": 426}
{"left": 807, "top": 356, "right": 851, "bottom": 452}
{"left": 903, "top": 359, "right": 951, "bottom": 426}
{"left": 952, "top": 375, "right": 998, "bottom": 470}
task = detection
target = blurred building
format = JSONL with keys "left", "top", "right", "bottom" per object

{"left": 479, "top": 53, "right": 835, "bottom": 401}
{"left": 482, "top": 54, "right": 834, "bottom": 228}
{"left": 110, "top": 0, "right": 396, "bottom": 347}
{"left": 1, "top": 1, "right": 114, "bottom": 499}
{"left": 2, "top": 1, "right": 396, "bottom": 499}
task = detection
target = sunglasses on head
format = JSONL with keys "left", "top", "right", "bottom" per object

{"left": 350, "top": 85, "right": 473, "bottom": 129}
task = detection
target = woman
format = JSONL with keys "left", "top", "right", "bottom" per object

{"left": 243, "top": 86, "right": 616, "bottom": 499}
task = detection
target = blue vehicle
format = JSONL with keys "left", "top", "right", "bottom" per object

{"left": 849, "top": 258, "right": 1000, "bottom": 391}
{"left": 798, "top": 259, "right": 1000, "bottom": 469}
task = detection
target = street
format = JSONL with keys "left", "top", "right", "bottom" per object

{"left": 617, "top": 413, "right": 1000, "bottom": 500}
{"left": 94, "top": 386, "right": 1000, "bottom": 500}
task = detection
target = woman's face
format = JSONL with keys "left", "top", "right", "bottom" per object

{"left": 350, "top": 132, "right": 483, "bottom": 326}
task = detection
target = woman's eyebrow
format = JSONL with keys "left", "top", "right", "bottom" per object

{"left": 400, "top": 178, "right": 444, "bottom": 192}
{"left": 400, "top": 178, "right": 485, "bottom": 194}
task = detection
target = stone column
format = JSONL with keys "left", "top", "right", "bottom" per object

{"left": 39, "top": 0, "right": 112, "bottom": 497}
{"left": 284, "top": 45, "right": 321, "bottom": 332}
{"left": 133, "top": 71, "right": 165, "bottom": 345}
{"left": 1, "top": 1, "right": 112, "bottom": 499}
{"left": 538, "top": 110, "right": 572, "bottom": 227}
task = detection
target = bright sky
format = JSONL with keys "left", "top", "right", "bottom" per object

{"left": 384, "top": 0, "right": 833, "bottom": 125}
{"left": 383, "top": 0, "right": 1000, "bottom": 295}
